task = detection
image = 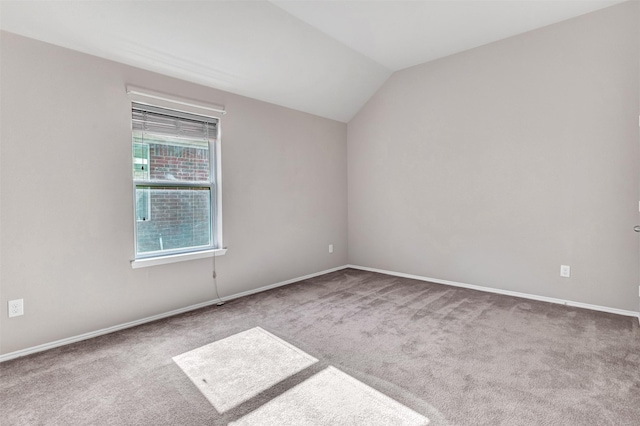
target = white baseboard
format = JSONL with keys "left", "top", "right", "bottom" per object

{"left": 218, "top": 265, "right": 348, "bottom": 302}
{"left": 347, "top": 264, "right": 640, "bottom": 319}
{"left": 0, "top": 265, "right": 349, "bottom": 363}
{"left": 4, "top": 263, "right": 637, "bottom": 362}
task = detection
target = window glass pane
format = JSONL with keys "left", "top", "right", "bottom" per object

{"left": 135, "top": 186, "right": 212, "bottom": 256}
{"left": 133, "top": 133, "right": 210, "bottom": 183}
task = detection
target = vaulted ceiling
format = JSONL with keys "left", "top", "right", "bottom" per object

{"left": 0, "top": 0, "right": 625, "bottom": 122}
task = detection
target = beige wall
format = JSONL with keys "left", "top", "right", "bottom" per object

{"left": 348, "top": 2, "right": 640, "bottom": 311}
{"left": 0, "top": 32, "right": 348, "bottom": 355}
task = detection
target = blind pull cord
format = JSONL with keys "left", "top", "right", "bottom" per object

{"left": 213, "top": 251, "right": 224, "bottom": 306}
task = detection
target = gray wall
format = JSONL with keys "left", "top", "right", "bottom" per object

{"left": 348, "top": 2, "right": 640, "bottom": 312}
{"left": 0, "top": 32, "right": 348, "bottom": 355}
{"left": 2, "top": 1, "right": 639, "bottom": 357}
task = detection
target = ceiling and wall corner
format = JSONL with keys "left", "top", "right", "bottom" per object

{"left": 0, "top": 0, "right": 390, "bottom": 123}
{"left": 0, "top": 0, "right": 626, "bottom": 122}
{"left": 272, "top": 0, "right": 628, "bottom": 71}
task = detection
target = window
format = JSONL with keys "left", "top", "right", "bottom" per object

{"left": 132, "top": 102, "right": 220, "bottom": 259}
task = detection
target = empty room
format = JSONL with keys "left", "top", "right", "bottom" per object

{"left": 1, "top": 1, "right": 639, "bottom": 425}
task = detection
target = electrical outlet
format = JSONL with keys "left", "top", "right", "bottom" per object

{"left": 560, "top": 265, "right": 571, "bottom": 278}
{"left": 328, "top": 244, "right": 334, "bottom": 254}
{"left": 8, "top": 299, "right": 24, "bottom": 318}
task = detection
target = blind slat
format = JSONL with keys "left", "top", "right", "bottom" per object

{"left": 132, "top": 102, "right": 217, "bottom": 140}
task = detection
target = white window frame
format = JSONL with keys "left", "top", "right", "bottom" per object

{"left": 127, "top": 88, "right": 227, "bottom": 268}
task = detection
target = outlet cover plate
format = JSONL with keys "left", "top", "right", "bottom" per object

{"left": 560, "top": 265, "right": 571, "bottom": 278}
{"left": 8, "top": 299, "right": 24, "bottom": 317}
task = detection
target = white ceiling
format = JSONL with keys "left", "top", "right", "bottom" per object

{"left": 273, "top": 0, "right": 627, "bottom": 71}
{"left": 0, "top": 0, "right": 626, "bottom": 122}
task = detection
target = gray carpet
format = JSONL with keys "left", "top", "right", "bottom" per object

{"left": 1, "top": 268, "right": 639, "bottom": 425}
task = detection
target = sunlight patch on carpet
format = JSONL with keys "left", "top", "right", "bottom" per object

{"left": 231, "top": 366, "right": 429, "bottom": 425}
{"left": 173, "top": 327, "right": 317, "bottom": 413}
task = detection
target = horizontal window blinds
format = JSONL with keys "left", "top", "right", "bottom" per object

{"left": 132, "top": 102, "right": 218, "bottom": 142}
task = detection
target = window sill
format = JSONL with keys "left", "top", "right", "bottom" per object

{"left": 131, "top": 248, "right": 227, "bottom": 269}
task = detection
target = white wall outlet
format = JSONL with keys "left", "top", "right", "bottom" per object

{"left": 560, "top": 265, "right": 571, "bottom": 278}
{"left": 328, "top": 244, "right": 334, "bottom": 253}
{"left": 8, "top": 299, "right": 24, "bottom": 317}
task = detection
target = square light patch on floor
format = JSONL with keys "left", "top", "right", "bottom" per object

{"left": 173, "top": 327, "right": 317, "bottom": 413}
{"left": 230, "top": 366, "right": 428, "bottom": 425}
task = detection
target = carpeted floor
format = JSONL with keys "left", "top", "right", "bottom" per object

{"left": 1, "top": 268, "right": 639, "bottom": 425}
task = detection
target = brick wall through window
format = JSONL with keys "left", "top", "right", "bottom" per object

{"left": 136, "top": 142, "right": 212, "bottom": 253}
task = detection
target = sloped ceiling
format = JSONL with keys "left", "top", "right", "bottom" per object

{"left": 0, "top": 0, "right": 626, "bottom": 122}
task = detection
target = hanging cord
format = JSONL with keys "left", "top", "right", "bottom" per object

{"left": 213, "top": 251, "right": 225, "bottom": 306}
{"left": 208, "top": 122, "right": 224, "bottom": 306}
